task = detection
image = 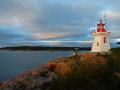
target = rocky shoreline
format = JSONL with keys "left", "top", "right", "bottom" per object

{"left": 0, "top": 60, "right": 58, "bottom": 90}
{"left": 0, "top": 53, "right": 96, "bottom": 90}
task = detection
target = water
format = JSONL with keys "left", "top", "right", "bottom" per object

{"left": 0, "top": 50, "right": 89, "bottom": 82}
{"left": 0, "top": 50, "right": 73, "bottom": 82}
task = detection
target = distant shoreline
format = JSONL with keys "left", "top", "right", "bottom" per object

{"left": 0, "top": 46, "right": 91, "bottom": 51}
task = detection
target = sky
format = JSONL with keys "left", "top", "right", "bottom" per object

{"left": 0, "top": 0, "right": 120, "bottom": 47}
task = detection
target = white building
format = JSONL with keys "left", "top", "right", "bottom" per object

{"left": 91, "top": 19, "right": 111, "bottom": 52}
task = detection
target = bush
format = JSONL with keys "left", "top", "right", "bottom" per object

{"left": 49, "top": 51, "right": 120, "bottom": 90}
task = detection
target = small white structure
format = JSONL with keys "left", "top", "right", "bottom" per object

{"left": 91, "top": 19, "right": 111, "bottom": 52}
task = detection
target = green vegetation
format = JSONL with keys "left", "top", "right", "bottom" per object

{"left": 0, "top": 46, "right": 91, "bottom": 51}
{"left": 49, "top": 48, "right": 120, "bottom": 90}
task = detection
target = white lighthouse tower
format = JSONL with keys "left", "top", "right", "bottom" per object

{"left": 91, "top": 19, "right": 111, "bottom": 52}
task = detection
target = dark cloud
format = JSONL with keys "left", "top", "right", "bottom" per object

{"left": 0, "top": 0, "right": 120, "bottom": 47}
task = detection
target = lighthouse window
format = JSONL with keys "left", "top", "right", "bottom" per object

{"left": 104, "top": 37, "right": 107, "bottom": 43}
{"left": 97, "top": 42, "right": 99, "bottom": 46}
{"left": 100, "top": 26, "right": 102, "bottom": 28}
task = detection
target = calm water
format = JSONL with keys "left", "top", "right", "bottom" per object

{"left": 0, "top": 50, "right": 89, "bottom": 82}
{"left": 0, "top": 50, "right": 73, "bottom": 82}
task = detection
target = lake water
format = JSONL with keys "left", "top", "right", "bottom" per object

{"left": 0, "top": 50, "right": 89, "bottom": 82}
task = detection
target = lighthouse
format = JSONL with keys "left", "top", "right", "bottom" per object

{"left": 91, "top": 19, "right": 111, "bottom": 52}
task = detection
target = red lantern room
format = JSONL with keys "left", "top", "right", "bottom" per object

{"left": 97, "top": 19, "right": 106, "bottom": 32}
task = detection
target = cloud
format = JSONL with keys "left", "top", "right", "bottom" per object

{"left": 33, "top": 32, "right": 74, "bottom": 40}
{"left": 27, "top": 40, "right": 92, "bottom": 47}
{"left": 111, "top": 33, "right": 120, "bottom": 39}
{"left": 0, "top": 0, "right": 120, "bottom": 47}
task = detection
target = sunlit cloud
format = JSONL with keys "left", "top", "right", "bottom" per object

{"left": 100, "top": 9, "right": 120, "bottom": 20}
{"left": 33, "top": 32, "right": 72, "bottom": 40}
{"left": 0, "top": 0, "right": 120, "bottom": 47}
